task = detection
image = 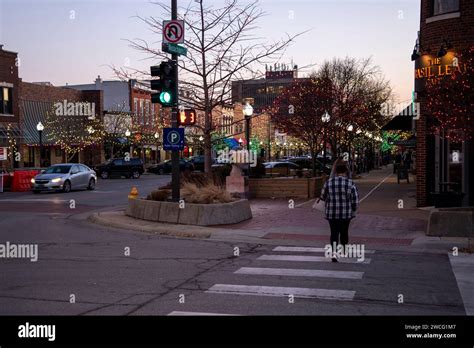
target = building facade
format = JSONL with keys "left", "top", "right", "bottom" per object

{"left": 0, "top": 45, "right": 21, "bottom": 170}
{"left": 68, "top": 77, "right": 167, "bottom": 164}
{"left": 19, "top": 81, "right": 104, "bottom": 168}
{"left": 414, "top": 0, "right": 474, "bottom": 206}
{"left": 231, "top": 66, "right": 306, "bottom": 159}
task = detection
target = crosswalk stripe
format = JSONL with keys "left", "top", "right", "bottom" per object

{"left": 273, "top": 246, "right": 375, "bottom": 254}
{"left": 206, "top": 284, "right": 355, "bottom": 300}
{"left": 235, "top": 267, "right": 364, "bottom": 279}
{"left": 168, "top": 311, "right": 235, "bottom": 316}
{"left": 258, "top": 254, "right": 371, "bottom": 264}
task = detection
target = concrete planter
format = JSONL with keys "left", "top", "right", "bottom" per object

{"left": 249, "top": 176, "right": 326, "bottom": 199}
{"left": 427, "top": 207, "right": 474, "bottom": 237}
{"left": 126, "top": 198, "right": 252, "bottom": 226}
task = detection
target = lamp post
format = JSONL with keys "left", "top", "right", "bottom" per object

{"left": 36, "top": 122, "right": 44, "bottom": 167}
{"left": 243, "top": 103, "right": 253, "bottom": 175}
{"left": 154, "top": 132, "right": 160, "bottom": 163}
{"left": 347, "top": 124, "right": 354, "bottom": 175}
{"left": 125, "top": 129, "right": 131, "bottom": 157}
{"left": 321, "top": 111, "right": 331, "bottom": 168}
{"left": 199, "top": 136, "right": 204, "bottom": 155}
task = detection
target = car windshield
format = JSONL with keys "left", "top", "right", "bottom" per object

{"left": 43, "top": 165, "right": 71, "bottom": 174}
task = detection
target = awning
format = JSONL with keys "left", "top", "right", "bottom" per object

{"left": 21, "top": 100, "right": 55, "bottom": 145}
{"left": 381, "top": 105, "right": 414, "bottom": 131}
{"left": 0, "top": 123, "right": 22, "bottom": 143}
{"left": 393, "top": 138, "right": 416, "bottom": 147}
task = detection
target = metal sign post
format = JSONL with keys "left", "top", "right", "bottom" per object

{"left": 170, "top": 0, "right": 180, "bottom": 202}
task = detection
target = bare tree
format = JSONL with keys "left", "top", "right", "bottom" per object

{"left": 314, "top": 57, "right": 392, "bottom": 155}
{"left": 270, "top": 78, "right": 333, "bottom": 176}
{"left": 114, "top": 0, "right": 307, "bottom": 173}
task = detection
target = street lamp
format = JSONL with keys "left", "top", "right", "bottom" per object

{"left": 321, "top": 111, "right": 331, "bottom": 168}
{"left": 347, "top": 124, "right": 354, "bottom": 174}
{"left": 243, "top": 103, "right": 253, "bottom": 175}
{"left": 199, "top": 136, "right": 204, "bottom": 142}
{"left": 36, "top": 122, "right": 44, "bottom": 167}
{"left": 154, "top": 132, "right": 160, "bottom": 163}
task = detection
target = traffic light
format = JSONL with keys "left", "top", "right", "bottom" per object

{"left": 178, "top": 108, "right": 196, "bottom": 126}
{"left": 150, "top": 60, "right": 177, "bottom": 107}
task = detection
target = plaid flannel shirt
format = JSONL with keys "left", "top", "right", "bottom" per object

{"left": 321, "top": 175, "right": 359, "bottom": 220}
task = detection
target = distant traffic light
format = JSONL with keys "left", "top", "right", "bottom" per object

{"left": 178, "top": 108, "right": 196, "bottom": 126}
{"left": 150, "top": 60, "right": 177, "bottom": 107}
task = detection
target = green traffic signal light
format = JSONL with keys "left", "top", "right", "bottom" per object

{"left": 159, "top": 91, "right": 172, "bottom": 104}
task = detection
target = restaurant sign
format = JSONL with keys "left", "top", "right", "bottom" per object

{"left": 414, "top": 52, "right": 466, "bottom": 92}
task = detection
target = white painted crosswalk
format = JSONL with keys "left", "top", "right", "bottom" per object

{"left": 258, "top": 254, "right": 371, "bottom": 264}
{"left": 272, "top": 246, "right": 376, "bottom": 254}
{"left": 235, "top": 266, "right": 364, "bottom": 279}
{"left": 168, "top": 245, "right": 374, "bottom": 315}
{"left": 168, "top": 311, "right": 235, "bottom": 316}
{"left": 206, "top": 284, "right": 355, "bottom": 300}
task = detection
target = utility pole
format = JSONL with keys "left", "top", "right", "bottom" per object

{"left": 170, "top": 0, "right": 180, "bottom": 201}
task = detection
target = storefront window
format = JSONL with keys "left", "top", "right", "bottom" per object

{"left": 432, "top": 0, "right": 459, "bottom": 16}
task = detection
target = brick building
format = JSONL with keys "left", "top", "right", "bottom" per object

{"left": 231, "top": 66, "right": 306, "bottom": 160}
{"left": 0, "top": 45, "right": 21, "bottom": 169}
{"left": 67, "top": 77, "right": 167, "bottom": 164}
{"left": 19, "top": 82, "right": 104, "bottom": 167}
{"left": 414, "top": 0, "right": 474, "bottom": 206}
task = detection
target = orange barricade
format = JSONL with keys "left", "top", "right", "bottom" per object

{"left": 12, "top": 170, "right": 40, "bottom": 192}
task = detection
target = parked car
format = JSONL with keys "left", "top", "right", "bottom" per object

{"left": 148, "top": 159, "right": 194, "bottom": 175}
{"left": 94, "top": 157, "right": 144, "bottom": 179}
{"left": 31, "top": 163, "right": 96, "bottom": 193}
{"left": 263, "top": 161, "right": 300, "bottom": 176}
{"left": 188, "top": 155, "right": 205, "bottom": 172}
{"left": 286, "top": 157, "right": 332, "bottom": 175}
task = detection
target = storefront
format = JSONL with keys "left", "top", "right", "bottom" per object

{"left": 413, "top": 0, "right": 473, "bottom": 207}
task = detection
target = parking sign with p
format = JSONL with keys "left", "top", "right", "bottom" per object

{"left": 163, "top": 128, "right": 185, "bottom": 151}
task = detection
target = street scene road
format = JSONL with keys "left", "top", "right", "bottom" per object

{"left": 0, "top": 167, "right": 471, "bottom": 316}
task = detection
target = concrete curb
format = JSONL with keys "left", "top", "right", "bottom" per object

{"left": 88, "top": 210, "right": 213, "bottom": 238}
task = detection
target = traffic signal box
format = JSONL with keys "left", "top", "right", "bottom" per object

{"left": 178, "top": 109, "right": 196, "bottom": 126}
{"left": 150, "top": 60, "right": 177, "bottom": 107}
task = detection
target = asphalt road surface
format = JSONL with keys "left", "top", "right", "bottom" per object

{"left": 0, "top": 171, "right": 468, "bottom": 315}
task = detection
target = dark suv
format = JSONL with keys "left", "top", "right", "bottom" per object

{"left": 95, "top": 158, "right": 145, "bottom": 179}
{"left": 187, "top": 155, "right": 205, "bottom": 172}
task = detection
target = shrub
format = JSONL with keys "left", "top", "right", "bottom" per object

{"left": 181, "top": 182, "right": 234, "bottom": 204}
{"left": 147, "top": 189, "right": 170, "bottom": 201}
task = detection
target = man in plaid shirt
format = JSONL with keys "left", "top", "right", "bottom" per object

{"left": 321, "top": 160, "right": 359, "bottom": 262}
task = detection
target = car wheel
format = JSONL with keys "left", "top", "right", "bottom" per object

{"left": 158, "top": 168, "right": 165, "bottom": 175}
{"left": 32, "top": 190, "right": 40, "bottom": 194}
{"left": 100, "top": 171, "right": 109, "bottom": 179}
{"left": 63, "top": 180, "right": 71, "bottom": 193}
{"left": 87, "top": 178, "right": 96, "bottom": 190}
{"left": 131, "top": 170, "right": 141, "bottom": 179}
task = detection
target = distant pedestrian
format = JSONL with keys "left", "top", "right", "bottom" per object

{"left": 321, "top": 160, "right": 359, "bottom": 262}
{"left": 394, "top": 150, "right": 403, "bottom": 174}
{"left": 403, "top": 150, "right": 412, "bottom": 170}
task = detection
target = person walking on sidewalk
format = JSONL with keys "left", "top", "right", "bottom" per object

{"left": 321, "top": 159, "right": 359, "bottom": 262}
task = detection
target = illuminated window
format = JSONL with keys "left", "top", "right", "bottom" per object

{"left": 0, "top": 87, "right": 13, "bottom": 114}
{"left": 432, "top": 0, "right": 459, "bottom": 16}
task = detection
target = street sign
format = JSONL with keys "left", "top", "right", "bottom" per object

{"left": 178, "top": 108, "right": 196, "bottom": 126}
{"left": 162, "top": 43, "right": 187, "bottom": 57}
{"left": 163, "top": 20, "right": 184, "bottom": 44}
{"left": 163, "top": 128, "right": 185, "bottom": 151}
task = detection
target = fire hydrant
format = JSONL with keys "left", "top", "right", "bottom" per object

{"left": 128, "top": 186, "right": 139, "bottom": 199}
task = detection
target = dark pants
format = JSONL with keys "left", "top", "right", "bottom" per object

{"left": 329, "top": 219, "right": 351, "bottom": 253}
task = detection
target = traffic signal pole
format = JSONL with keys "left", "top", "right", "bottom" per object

{"left": 171, "top": 0, "right": 180, "bottom": 202}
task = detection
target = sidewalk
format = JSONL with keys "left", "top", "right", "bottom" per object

{"left": 88, "top": 166, "right": 471, "bottom": 252}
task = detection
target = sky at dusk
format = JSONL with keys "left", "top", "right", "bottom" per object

{"left": 1, "top": 0, "right": 420, "bottom": 103}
